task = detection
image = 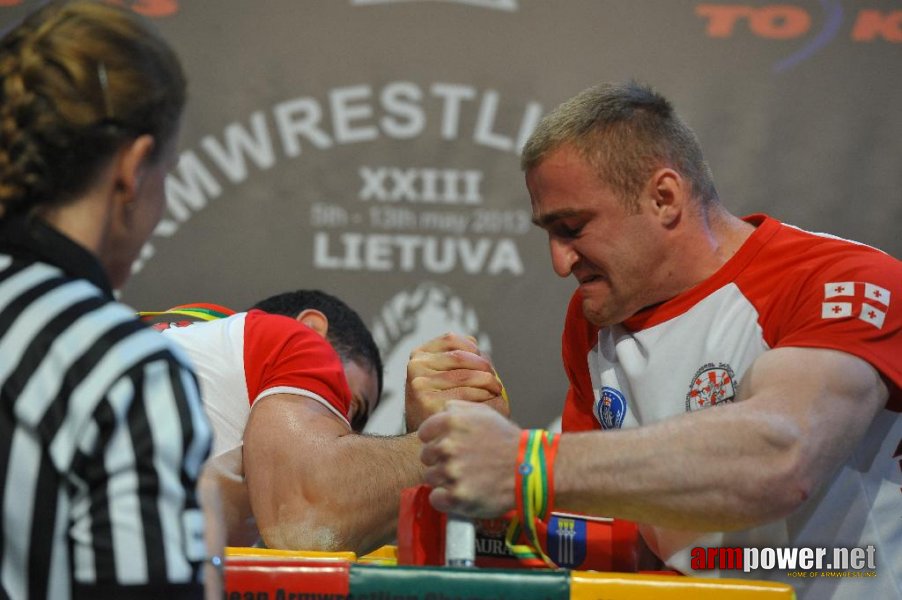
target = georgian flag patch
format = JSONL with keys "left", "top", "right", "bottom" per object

{"left": 822, "top": 282, "right": 891, "bottom": 329}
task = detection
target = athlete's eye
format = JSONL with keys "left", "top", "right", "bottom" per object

{"left": 552, "top": 223, "right": 583, "bottom": 239}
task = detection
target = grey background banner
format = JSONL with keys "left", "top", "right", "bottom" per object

{"left": 3, "top": 0, "right": 899, "bottom": 433}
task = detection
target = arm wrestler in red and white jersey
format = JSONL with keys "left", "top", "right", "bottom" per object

{"left": 413, "top": 82, "right": 901, "bottom": 599}
{"left": 158, "top": 290, "right": 507, "bottom": 554}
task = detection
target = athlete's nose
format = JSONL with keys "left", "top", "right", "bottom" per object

{"left": 549, "top": 237, "right": 578, "bottom": 278}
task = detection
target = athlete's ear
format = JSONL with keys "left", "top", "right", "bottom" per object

{"left": 646, "top": 167, "right": 683, "bottom": 227}
{"left": 296, "top": 309, "right": 329, "bottom": 338}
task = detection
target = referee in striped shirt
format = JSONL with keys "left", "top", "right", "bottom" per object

{"left": 0, "top": 2, "right": 213, "bottom": 598}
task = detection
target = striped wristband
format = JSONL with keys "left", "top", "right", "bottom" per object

{"left": 505, "top": 428, "right": 560, "bottom": 567}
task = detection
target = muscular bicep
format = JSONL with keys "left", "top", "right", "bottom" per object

{"left": 242, "top": 392, "right": 350, "bottom": 548}
{"left": 738, "top": 346, "right": 888, "bottom": 487}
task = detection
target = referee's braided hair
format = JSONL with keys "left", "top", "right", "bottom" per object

{"left": 249, "top": 290, "right": 384, "bottom": 400}
{"left": 0, "top": 0, "right": 185, "bottom": 218}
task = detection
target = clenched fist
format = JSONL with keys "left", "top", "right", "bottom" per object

{"left": 405, "top": 332, "right": 510, "bottom": 432}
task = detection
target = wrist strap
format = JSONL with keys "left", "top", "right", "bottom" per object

{"left": 505, "top": 429, "right": 560, "bottom": 567}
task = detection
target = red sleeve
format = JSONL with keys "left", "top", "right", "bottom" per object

{"left": 242, "top": 309, "right": 352, "bottom": 422}
{"left": 759, "top": 242, "right": 902, "bottom": 412}
{"left": 561, "top": 290, "right": 602, "bottom": 432}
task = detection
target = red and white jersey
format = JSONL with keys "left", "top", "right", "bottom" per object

{"left": 561, "top": 215, "right": 901, "bottom": 598}
{"left": 162, "top": 309, "right": 352, "bottom": 457}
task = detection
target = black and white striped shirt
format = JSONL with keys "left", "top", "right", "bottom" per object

{"left": 0, "top": 216, "right": 212, "bottom": 599}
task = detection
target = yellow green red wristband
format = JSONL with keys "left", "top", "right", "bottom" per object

{"left": 506, "top": 429, "right": 560, "bottom": 567}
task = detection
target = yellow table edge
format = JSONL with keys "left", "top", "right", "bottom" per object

{"left": 570, "top": 570, "right": 795, "bottom": 599}
{"left": 225, "top": 546, "right": 357, "bottom": 562}
{"left": 225, "top": 544, "right": 398, "bottom": 565}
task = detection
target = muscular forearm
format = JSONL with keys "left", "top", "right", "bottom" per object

{"left": 246, "top": 358, "right": 511, "bottom": 557}
{"left": 555, "top": 348, "right": 888, "bottom": 530}
{"left": 420, "top": 347, "right": 888, "bottom": 533}
{"left": 555, "top": 403, "right": 809, "bottom": 530}
{"left": 252, "top": 430, "right": 424, "bottom": 555}
{"left": 421, "top": 399, "right": 807, "bottom": 530}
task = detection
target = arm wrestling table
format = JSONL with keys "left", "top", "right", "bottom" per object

{"left": 223, "top": 485, "right": 796, "bottom": 599}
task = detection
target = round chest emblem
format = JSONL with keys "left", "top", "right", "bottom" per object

{"left": 686, "top": 363, "right": 737, "bottom": 411}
